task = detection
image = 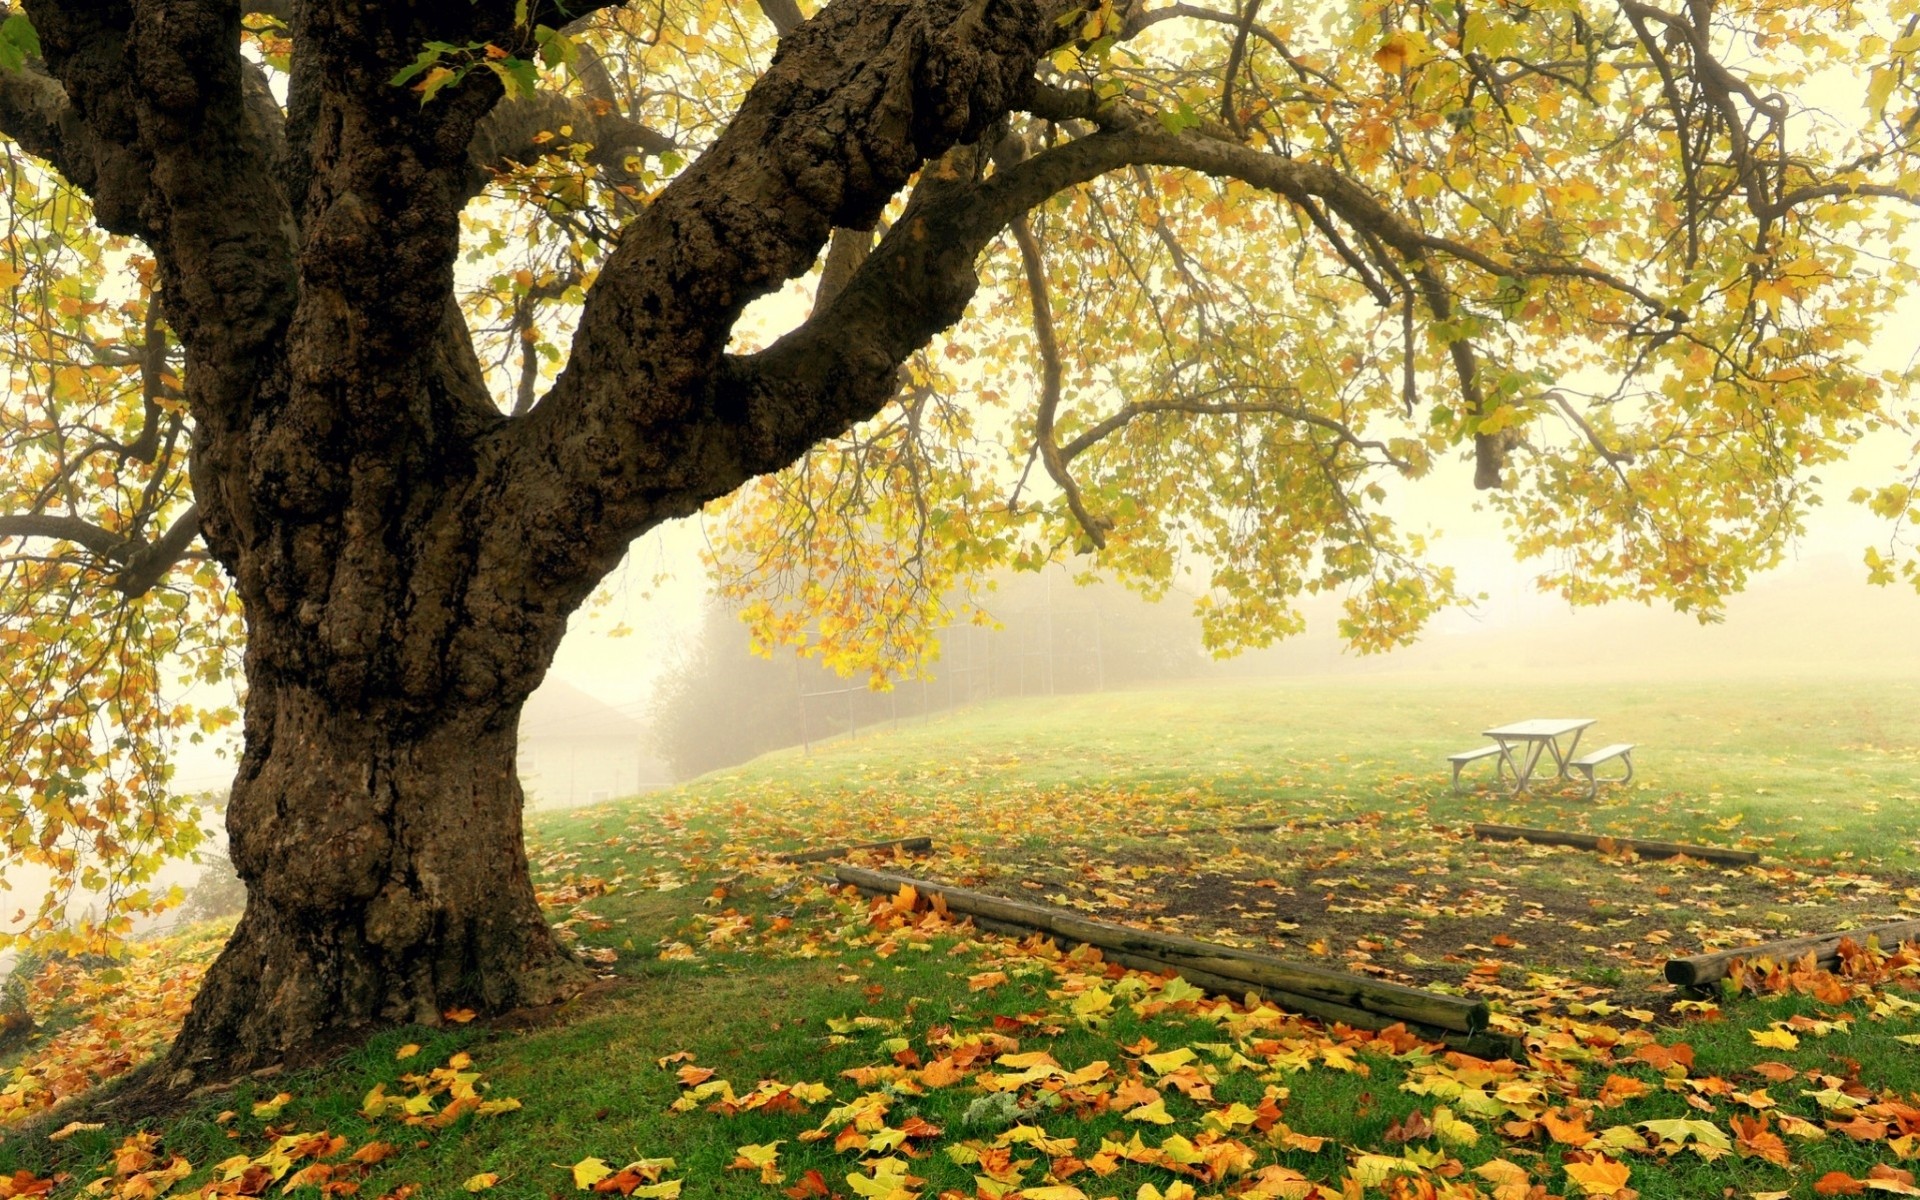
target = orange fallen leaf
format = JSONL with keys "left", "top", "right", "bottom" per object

{"left": 1563, "top": 1154, "right": 1631, "bottom": 1197}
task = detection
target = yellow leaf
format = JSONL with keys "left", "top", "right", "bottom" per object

{"left": 1124, "top": 1098, "right": 1175, "bottom": 1125}
{"left": 1140, "top": 1048, "right": 1196, "bottom": 1074}
{"left": 444, "top": 1007, "right": 478, "bottom": 1024}
{"left": 571, "top": 1157, "right": 613, "bottom": 1189}
{"left": 1474, "top": 1159, "right": 1530, "bottom": 1186}
{"left": 1750, "top": 1028, "right": 1800, "bottom": 1050}
{"left": 1373, "top": 33, "right": 1409, "bottom": 74}
{"left": 48, "top": 1120, "right": 104, "bottom": 1142}
{"left": 1564, "top": 1155, "right": 1632, "bottom": 1196}
{"left": 464, "top": 1173, "right": 500, "bottom": 1191}
{"left": 252, "top": 1092, "right": 293, "bottom": 1118}
{"left": 395, "top": 1043, "right": 421, "bottom": 1060}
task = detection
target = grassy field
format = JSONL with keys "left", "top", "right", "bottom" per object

{"left": 4, "top": 673, "right": 1920, "bottom": 1200}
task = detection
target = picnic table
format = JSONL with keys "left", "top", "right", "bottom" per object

{"left": 1482, "top": 717, "right": 1593, "bottom": 794}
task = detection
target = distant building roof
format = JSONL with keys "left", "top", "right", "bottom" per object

{"left": 519, "top": 679, "right": 646, "bottom": 741}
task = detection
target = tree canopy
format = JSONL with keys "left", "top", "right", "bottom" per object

{"left": 0, "top": 0, "right": 1913, "bottom": 1068}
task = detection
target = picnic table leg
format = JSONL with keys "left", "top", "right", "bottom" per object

{"left": 1552, "top": 728, "right": 1586, "bottom": 779}
{"left": 1510, "top": 739, "right": 1547, "bottom": 794}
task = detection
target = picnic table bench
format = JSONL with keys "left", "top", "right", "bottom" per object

{"left": 1568, "top": 742, "right": 1634, "bottom": 800}
{"left": 1448, "top": 744, "right": 1507, "bottom": 793}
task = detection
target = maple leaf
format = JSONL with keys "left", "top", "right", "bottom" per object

{"left": 729, "top": 1142, "right": 783, "bottom": 1184}
{"left": 463, "top": 1173, "right": 500, "bottom": 1191}
{"left": 252, "top": 1092, "right": 293, "bottom": 1119}
{"left": 1562, "top": 1154, "right": 1631, "bottom": 1197}
{"left": 1749, "top": 1027, "right": 1799, "bottom": 1050}
{"left": 1123, "top": 1098, "right": 1175, "bottom": 1125}
{"left": 1541, "top": 1109, "right": 1594, "bottom": 1147}
{"left": 0, "top": 1171, "right": 56, "bottom": 1198}
{"left": 1595, "top": 1075, "right": 1650, "bottom": 1107}
{"left": 1815, "top": 1173, "right": 1867, "bottom": 1196}
{"left": 1827, "top": 1115, "right": 1892, "bottom": 1141}
{"left": 571, "top": 1158, "right": 613, "bottom": 1189}
{"left": 1730, "top": 1113, "right": 1790, "bottom": 1167}
{"left": 783, "top": 1171, "right": 830, "bottom": 1199}
{"left": 1384, "top": 1109, "right": 1434, "bottom": 1143}
{"left": 1867, "top": 1166, "right": 1920, "bottom": 1195}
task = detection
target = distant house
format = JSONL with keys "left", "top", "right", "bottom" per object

{"left": 517, "top": 680, "right": 672, "bottom": 808}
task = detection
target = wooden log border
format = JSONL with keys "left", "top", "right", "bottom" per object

{"left": 773, "top": 836, "right": 934, "bottom": 864}
{"left": 1138, "top": 816, "right": 1368, "bottom": 838}
{"left": 1471, "top": 823, "right": 1759, "bottom": 866}
{"left": 1665, "top": 919, "right": 1920, "bottom": 987}
{"left": 834, "top": 865, "right": 1516, "bottom": 1057}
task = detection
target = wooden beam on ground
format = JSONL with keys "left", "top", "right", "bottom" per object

{"left": 1470, "top": 823, "right": 1759, "bottom": 866}
{"left": 1138, "top": 816, "right": 1364, "bottom": 838}
{"left": 835, "top": 865, "right": 1502, "bottom": 1053}
{"left": 1664, "top": 919, "right": 1920, "bottom": 988}
{"left": 774, "top": 836, "right": 933, "bottom": 864}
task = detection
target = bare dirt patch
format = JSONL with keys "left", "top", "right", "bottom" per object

{"left": 961, "top": 818, "right": 1920, "bottom": 1023}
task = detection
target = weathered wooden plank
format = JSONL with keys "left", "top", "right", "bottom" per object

{"left": 773, "top": 836, "right": 933, "bottom": 864}
{"left": 836, "top": 865, "right": 1490, "bottom": 1035}
{"left": 1665, "top": 919, "right": 1920, "bottom": 987}
{"left": 1471, "top": 823, "right": 1759, "bottom": 866}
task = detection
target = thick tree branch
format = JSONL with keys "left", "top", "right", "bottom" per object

{"left": 0, "top": 49, "right": 93, "bottom": 190}
{"left": 757, "top": 0, "right": 806, "bottom": 36}
{"left": 466, "top": 88, "right": 673, "bottom": 200}
{"left": 0, "top": 505, "right": 201, "bottom": 597}
{"left": 113, "top": 504, "right": 200, "bottom": 596}
{"left": 0, "top": 513, "right": 128, "bottom": 559}
{"left": 720, "top": 117, "right": 1684, "bottom": 499}
{"left": 497, "top": 0, "right": 1068, "bottom": 595}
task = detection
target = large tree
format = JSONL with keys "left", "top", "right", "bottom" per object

{"left": 0, "top": 0, "right": 1913, "bottom": 1080}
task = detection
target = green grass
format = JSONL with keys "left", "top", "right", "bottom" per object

{"left": 6, "top": 674, "right": 1920, "bottom": 1199}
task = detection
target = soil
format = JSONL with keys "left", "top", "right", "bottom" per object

{"left": 963, "top": 819, "right": 1920, "bottom": 1026}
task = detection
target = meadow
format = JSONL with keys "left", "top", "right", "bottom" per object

{"left": 3, "top": 672, "right": 1920, "bottom": 1200}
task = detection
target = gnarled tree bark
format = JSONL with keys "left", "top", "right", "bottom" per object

{"left": 7, "top": 0, "right": 1067, "bottom": 1080}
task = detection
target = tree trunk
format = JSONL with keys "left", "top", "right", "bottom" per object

{"left": 165, "top": 676, "right": 588, "bottom": 1083}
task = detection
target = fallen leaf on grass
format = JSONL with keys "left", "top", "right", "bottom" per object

{"left": 783, "top": 1170, "right": 830, "bottom": 1199}
{"left": 730, "top": 1142, "right": 783, "bottom": 1184}
{"left": 395, "top": 1043, "right": 420, "bottom": 1060}
{"left": 1563, "top": 1154, "right": 1632, "bottom": 1197}
{"left": 0, "top": 1170, "right": 56, "bottom": 1197}
{"left": 47, "top": 1121, "right": 103, "bottom": 1142}
{"left": 1123, "top": 1098, "right": 1174, "bottom": 1125}
{"left": 1730, "top": 1114, "right": 1790, "bottom": 1167}
{"left": 251, "top": 1092, "right": 292, "bottom": 1118}
{"left": 571, "top": 1158, "right": 613, "bottom": 1189}
{"left": 463, "top": 1173, "right": 499, "bottom": 1191}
